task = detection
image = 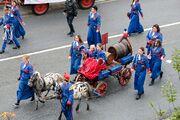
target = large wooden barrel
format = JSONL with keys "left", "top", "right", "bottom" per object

{"left": 105, "top": 52, "right": 114, "bottom": 65}
{"left": 108, "top": 39, "right": 132, "bottom": 60}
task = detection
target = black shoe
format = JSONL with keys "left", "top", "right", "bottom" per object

{"left": 30, "top": 96, "right": 35, "bottom": 101}
{"left": 14, "top": 100, "right": 20, "bottom": 107}
{"left": 14, "top": 102, "right": 19, "bottom": 106}
{"left": 22, "top": 36, "right": 24, "bottom": 40}
{"left": 136, "top": 94, "right": 141, "bottom": 100}
{"left": 13, "top": 46, "right": 20, "bottom": 49}
{"left": 8, "top": 40, "right": 13, "bottom": 44}
{"left": 160, "top": 72, "right": 163, "bottom": 79}
{"left": 67, "top": 32, "right": 72, "bottom": 35}
{"left": 69, "top": 33, "right": 74, "bottom": 37}
{"left": 149, "top": 79, "right": 155, "bottom": 86}
{"left": 0, "top": 50, "right": 5, "bottom": 54}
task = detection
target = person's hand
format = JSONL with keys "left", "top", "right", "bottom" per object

{"left": 22, "top": 22, "right": 26, "bottom": 26}
{"left": 66, "top": 100, "right": 72, "bottom": 110}
{"left": 96, "top": 29, "right": 100, "bottom": 32}
{"left": 147, "top": 69, "right": 151, "bottom": 73}
{"left": 96, "top": 27, "right": 100, "bottom": 32}
{"left": 131, "top": 68, "right": 134, "bottom": 72}
{"left": 161, "top": 56, "right": 165, "bottom": 61}
{"left": 141, "top": 15, "right": 144, "bottom": 20}
{"left": 68, "top": 56, "right": 71, "bottom": 59}
{"left": 67, "top": 100, "right": 71, "bottom": 105}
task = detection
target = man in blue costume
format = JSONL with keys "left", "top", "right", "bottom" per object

{"left": 87, "top": 6, "right": 101, "bottom": 47}
{"left": 14, "top": 55, "right": 34, "bottom": 107}
{"left": 58, "top": 73, "right": 74, "bottom": 120}
{"left": 0, "top": 7, "right": 20, "bottom": 54}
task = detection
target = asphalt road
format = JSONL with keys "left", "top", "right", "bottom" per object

{"left": 0, "top": 0, "right": 180, "bottom": 120}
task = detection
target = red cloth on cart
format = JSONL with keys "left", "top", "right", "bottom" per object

{"left": 78, "top": 58, "right": 106, "bottom": 80}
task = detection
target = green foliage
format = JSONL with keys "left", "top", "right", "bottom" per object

{"left": 161, "top": 81, "right": 177, "bottom": 105}
{"left": 165, "top": 108, "right": 180, "bottom": 120}
{"left": 149, "top": 102, "right": 167, "bottom": 119}
{"left": 172, "top": 49, "right": 180, "bottom": 80}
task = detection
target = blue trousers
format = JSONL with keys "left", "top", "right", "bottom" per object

{"left": 2, "top": 28, "right": 20, "bottom": 51}
{"left": 134, "top": 70, "right": 146, "bottom": 95}
{"left": 61, "top": 98, "right": 73, "bottom": 120}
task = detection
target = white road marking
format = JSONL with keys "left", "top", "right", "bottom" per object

{"left": 165, "top": 59, "right": 172, "bottom": 64}
{"left": 0, "top": 21, "right": 180, "bottom": 62}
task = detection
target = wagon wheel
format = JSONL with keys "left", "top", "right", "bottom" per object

{"left": 77, "top": 0, "right": 95, "bottom": 9}
{"left": 118, "top": 67, "right": 132, "bottom": 86}
{"left": 75, "top": 73, "right": 86, "bottom": 82}
{"left": 95, "top": 81, "right": 108, "bottom": 96}
{"left": 32, "top": 3, "right": 49, "bottom": 15}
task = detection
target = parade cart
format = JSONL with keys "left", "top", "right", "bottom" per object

{"left": 0, "top": 0, "right": 95, "bottom": 15}
{"left": 75, "top": 35, "right": 134, "bottom": 97}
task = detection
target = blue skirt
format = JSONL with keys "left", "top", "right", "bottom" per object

{"left": 17, "top": 80, "right": 34, "bottom": 100}
{"left": 13, "top": 19, "right": 26, "bottom": 38}
{"left": 128, "top": 14, "right": 144, "bottom": 35}
{"left": 87, "top": 27, "right": 101, "bottom": 46}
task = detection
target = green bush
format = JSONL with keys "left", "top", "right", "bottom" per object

{"left": 172, "top": 49, "right": 180, "bottom": 80}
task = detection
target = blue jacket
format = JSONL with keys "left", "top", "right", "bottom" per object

{"left": 150, "top": 47, "right": 165, "bottom": 62}
{"left": 88, "top": 12, "right": 101, "bottom": 30}
{"left": 61, "top": 82, "right": 74, "bottom": 104}
{"left": 0, "top": 14, "right": 14, "bottom": 27}
{"left": 11, "top": 6, "right": 23, "bottom": 22}
{"left": 96, "top": 50, "right": 107, "bottom": 62}
{"left": 132, "top": 54, "right": 149, "bottom": 73}
{"left": 69, "top": 41, "right": 85, "bottom": 57}
{"left": 146, "top": 30, "right": 163, "bottom": 42}
{"left": 131, "top": 1, "right": 143, "bottom": 17}
{"left": 20, "top": 62, "right": 33, "bottom": 83}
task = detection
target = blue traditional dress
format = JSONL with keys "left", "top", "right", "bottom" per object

{"left": 0, "top": 13, "right": 20, "bottom": 52}
{"left": 61, "top": 82, "right": 74, "bottom": 120}
{"left": 17, "top": 62, "right": 34, "bottom": 101}
{"left": 87, "top": 12, "right": 101, "bottom": 47}
{"left": 132, "top": 54, "right": 150, "bottom": 95}
{"left": 149, "top": 47, "right": 165, "bottom": 80}
{"left": 146, "top": 30, "right": 163, "bottom": 55}
{"left": 11, "top": 6, "right": 25, "bottom": 38}
{"left": 127, "top": 1, "right": 144, "bottom": 35}
{"left": 69, "top": 41, "right": 86, "bottom": 74}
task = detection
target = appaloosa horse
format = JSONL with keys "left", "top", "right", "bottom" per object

{"left": 28, "top": 71, "right": 64, "bottom": 110}
{"left": 71, "top": 81, "right": 92, "bottom": 112}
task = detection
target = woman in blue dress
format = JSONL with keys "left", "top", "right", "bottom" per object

{"left": 69, "top": 35, "right": 86, "bottom": 74}
{"left": 127, "top": 0, "right": 144, "bottom": 35}
{"left": 146, "top": 24, "right": 163, "bottom": 55}
{"left": 87, "top": 6, "right": 101, "bottom": 47}
{"left": 149, "top": 40, "right": 165, "bottom": 86}
{"left": 10, "top": 0, "right": 26, "bottom": 40}
{"left": 131, "top": 47, "right": 150, "bottom": 100}
{"left": 15, "top": 55, "right": 34, "bottom": 107}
